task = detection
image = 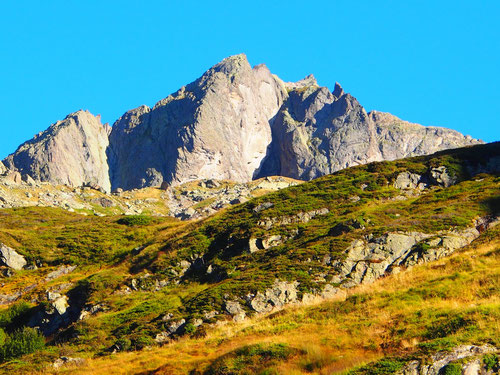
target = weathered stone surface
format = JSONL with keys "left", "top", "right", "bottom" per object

{"left": 3, "top": 110, "right": 111, "bottom": 192}
{"left": 1, "top": 55, "right": 483, "bottom": 192}
{"left": 257, "top": 208, "right": 329, "bottom": 229}
{"left": 258, "top": 84, "right": 481, "bottom": 180}
{"left": 108, "top": 54, "right": 287, "bottom": 190}
{"left": 430, "top": 166, "right": 456, "bottom": 187}
{"left": 253, "top": 201, "right": 274, "bottom": 213}
{"left": 0, "top": 161, "right": 6, "bottom": 174}
{"left": 52, "top": 295, "right": 69, "bottom": 315}
{"left": 167, "top": 319, "right": 186, "bottom": 335}
{"left": 335, "top": 220, "right": 490, "bottom": 287}
{"left": 53, "top": 356, "right": 85, "bottom": 369}
{"left": 45, "top": 265, "right": 77, "bottom": 282}
{"left": 0, "top": 243, "right": 27, "bottom": 270}
{"left": 394, "top": 172, "right": 427, "bottom": 190}
{"left": 249, "top": 280, "right": 299, "bottom": 313}
{"left": 397, "top": 345, "right": 496, "bottom": 375}
{"left": 225, "top": 301, "right": 246, "bottom": 322}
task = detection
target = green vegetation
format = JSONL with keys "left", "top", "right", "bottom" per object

{"left": 347, "top": 358, "right": 406, "bottom": 375}
{"left": 0, "top": 327, "right": 44, "bottom": 362}
{"left": 116, "top": 215, "right": 153, "bottom": 226}
{"left": 483, "top": 353, "right": 498, "bottom": 370}
{"left": 0, "top": 208, "right": 176, "bottom": 265}
{"left": 204, "top": 343, "right": 295, "bottom": 375}
{"left": 441, "top": 363, "right": 462, "bottom": 375}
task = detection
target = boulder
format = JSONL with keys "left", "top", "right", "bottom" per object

{"left": 225, "top": 301, "right": 246, "bottom": 322}
{"left": 397, "top": 345, "right": 496, "bottom": 375}
{"left": 250, "top": 280, "right": 299, "bottom": 313}
{"left": 394, "top": 171, "right": 427, "bottom": 190}
{"left": 0, "top": 243, "right": 27, "bottom": 270}
{"left": 430, "top": 166, "right": 456, "bottom": 187}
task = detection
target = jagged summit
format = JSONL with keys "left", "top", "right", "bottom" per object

{"left": 332, "top": 81, "right": 344, "bottom": 97}
{"left": 2, "top": 55, "right": 483, "bottom": 191}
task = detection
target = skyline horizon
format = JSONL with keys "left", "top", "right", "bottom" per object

{"left": 1, "top": 1, "right": 498, "bottom": 159}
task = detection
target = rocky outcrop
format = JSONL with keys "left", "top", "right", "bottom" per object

{"left": 334, "top": 219, "right": 497, "bottom": 287}
{"left": 257, "top": 84, "right": 482, "bottom": 180}
{"left": 257, "top": 208, "right": 329, "bottom": 229}
{"left": 0, "top": 161, "right": 6, "bottom": 174}
{"left": 108, "top": 54, "right": 288, "bottom": 190}
{"left": 398, "top": 345, "right": 498, "bottom": 375}
{"left": 3, "top": 110, "right": 111, "bottom": 192}
{"left": 0, "top": 243, "right": 27, "bottom": 270}
{"left": 249, "top": 280, "right": 299, "bottom": 313}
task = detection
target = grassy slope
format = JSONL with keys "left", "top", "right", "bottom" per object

{"left": 22, "top": 224, "right": 497, "bottom": 375}
{"left": 0, "top": 142, "right": 497, "bottom": 373}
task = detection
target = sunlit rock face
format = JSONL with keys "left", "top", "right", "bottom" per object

{"left": 3, "top": 110, "right": 111, "bottom": 191}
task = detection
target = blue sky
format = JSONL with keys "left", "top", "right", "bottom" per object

{"left": 1, "top": 1, "right": 499, "bottom": 158}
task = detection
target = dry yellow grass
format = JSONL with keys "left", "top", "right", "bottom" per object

{"left": 37, "top": 233, "right": 499, "bottom": 375}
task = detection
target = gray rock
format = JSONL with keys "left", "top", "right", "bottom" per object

{"left": 253, "top": 202, "right": 274, "bottom": 213}
{"left": 167, "top": 318, "right": 186, "bottom": 334}
{"left": 45, "top": 265, "right": 77, "bottom": 281}
{"left": 108, "top": 54, "right": 287, "bottom": 190}
{"left": 257, "top": 85, "right": 481, "bottom": 180}
{"left": 250, "top": 280, "right": 299, "bottom": 313}
{"left": 336, "top": 221, "right": 488, "bottom": 287}
{"left": 0, "top": 243, "right": 27, "bottom": 270}
{"left": 397, "top": 345, "right": 496, "bottom": 375}
{"left": 430, "top": 166, "right": 456, "bottom": 187}
{"left": 394, "top": 172, "right": 427, "bottom": 190}
{"left": 3, "top": 110, "right": 111, "bottom": 192}
{"left": 52, "top": 295, "right": 69, "bottom": 315}
{"left": 225, "top": 300, "right": 246, "bottom": 322}
{"left": 257, "top": 208, "right": 329, "bottom": 229}
{"left": 53, "top": 356, "right": 85, "bottom": 369}
{"left": 0, "top": 161, "right": 6, "bottom": 174}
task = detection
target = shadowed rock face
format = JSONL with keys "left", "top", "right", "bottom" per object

{"left": 3, "top": 110, "right": 111, "bottom": 192}
{"left": 1, "top": 55, "right": 483, "bottom": 191}
{"left": 107, "top": 54, "right": 287, "bottom": 190}
{"left": 257, "top": 82, "right": 482, "bottom": 180}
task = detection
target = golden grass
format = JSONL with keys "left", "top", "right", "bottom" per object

{"left": 35, "top": 232, "right": 499, "bottom": 375}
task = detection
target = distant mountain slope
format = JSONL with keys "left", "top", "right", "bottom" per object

{"left": 2, "top": 54, "right": 483, "bottom": 191}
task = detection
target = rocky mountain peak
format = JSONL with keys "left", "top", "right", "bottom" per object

{"left": 3, "top": 110, "right": 111, "bottom": 192}
{"left": 210, "top": 53, "right": 250, "bottom": 75}
{"left": 2, "top": 55, "right": 484, "bottom": 192}
{"left": 332, "top": 82, "right": 344, "bottom": 97}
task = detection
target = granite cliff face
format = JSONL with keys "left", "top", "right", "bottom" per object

{"left": 1, "top": 54, "right": 483, "bottom": 191}
{"left": 257, "top": 81, "right": 482, "bottom": 180}
{"left": 107, "top": 54, "right": 287, "bottom": 190}
{"left": 3, "top": 110, "right": 111, "bottom": 192}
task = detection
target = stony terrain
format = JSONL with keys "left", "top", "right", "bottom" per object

{"left": 2, "top": 55, "right": 482, "bottom": 192}
{"left": 0, "top": 142, "right": 497, "bottom": 374}
{"left": 0, "top": 169, "right": 299, "bottom": 219}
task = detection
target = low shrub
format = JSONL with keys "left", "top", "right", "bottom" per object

{"left": 117, "top": 215, "right": 153, "bottom": 226}
{"left": 441, "top": 363, "right": 462, "bottom": 375}
{"left": 0, "top": 327, "right": 45, "bottom": 362}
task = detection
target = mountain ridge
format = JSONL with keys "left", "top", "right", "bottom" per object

{"left": 2, "top": 54, "right": 483, "bottom": 192}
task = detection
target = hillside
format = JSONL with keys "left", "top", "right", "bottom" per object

{"left": 0, "top": 142, "right": 497, "bottom": 374}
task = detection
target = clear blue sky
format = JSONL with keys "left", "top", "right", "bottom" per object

{"left": 1, "top": 1, "right": 499, "bottom": 158}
